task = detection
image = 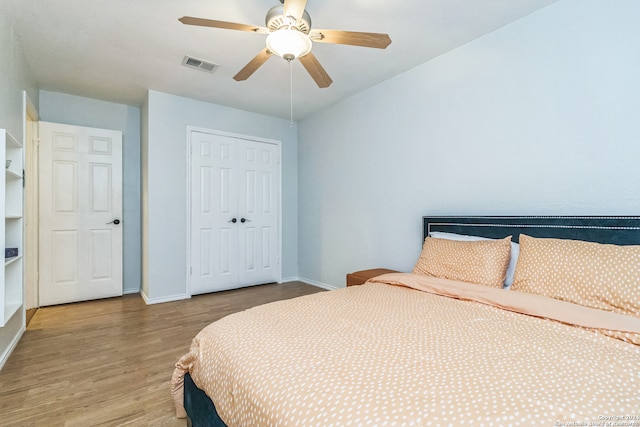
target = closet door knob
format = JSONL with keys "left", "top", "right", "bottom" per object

{"left": 240, "top": 218, "right": 251, "bottom": 223}
{"left": 228, "top": 218, "right": 237, "bottom": 223}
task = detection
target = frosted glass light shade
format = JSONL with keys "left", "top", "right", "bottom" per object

{"left": 266, "top": 29, "right": 312, "bottom": 61}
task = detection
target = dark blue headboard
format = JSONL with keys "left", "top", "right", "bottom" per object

{"left": 423, "top": 216, "right": 640, "bottom": 246}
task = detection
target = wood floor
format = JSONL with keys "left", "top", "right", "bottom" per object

{"left": 0, "top": 281, "right": 324, "bottom": 426}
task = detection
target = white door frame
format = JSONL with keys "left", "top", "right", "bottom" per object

{"left": 23, "top": 91, "right": 39, "bottom": 311}
{"left": 185, "top": 126, "right": 282, "bottom": 297}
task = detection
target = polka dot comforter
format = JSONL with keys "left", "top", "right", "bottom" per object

{"left": 172, "top": 273, "right": 640, "bottom": 426}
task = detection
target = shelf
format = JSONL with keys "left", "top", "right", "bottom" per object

{"left": 5, "top": 255, "right": 22, "bottom": 266}
{"left": 5, "top": 132, "right": 21, "bottom": 148}
{"left": 2, "top": 128, "right": 24, "bottom": 327}
{"left": 3, "top": 301, "right": 21, "bottom": 324}
{"left": 5, "top": 169, "right": 22, "bottom": 180}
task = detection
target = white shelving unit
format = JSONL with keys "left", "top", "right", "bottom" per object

{"left": 1, "top": 129, "right": 24, "bottom": 327}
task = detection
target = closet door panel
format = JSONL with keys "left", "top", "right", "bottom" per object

{"left": 238, "top": 140, "right": 280, "bottom": 286}
{"left": 190, "top": 132, "right": 239, "bottom": 294}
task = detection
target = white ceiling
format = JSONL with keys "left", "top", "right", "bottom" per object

{"left": 1, "top": 0, "right": 558, "bottom": 120}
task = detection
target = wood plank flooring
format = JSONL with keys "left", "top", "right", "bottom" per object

{"left": 0, "top": 281, "right": 325, "bottom": 426}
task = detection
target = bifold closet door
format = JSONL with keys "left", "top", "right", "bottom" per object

{"left": 190, "top": 131, "right": 280, "bottom": 295}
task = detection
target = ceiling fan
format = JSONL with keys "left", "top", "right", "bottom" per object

{"left": 179, "top": 0, "right": 392, "bottom": 88}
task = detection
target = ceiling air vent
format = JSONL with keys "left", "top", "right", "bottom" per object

{"left": 182, "top": 56, "right": 219, "bottom": 73}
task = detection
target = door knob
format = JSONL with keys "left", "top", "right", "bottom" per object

{"left": 107, "top": 219, "right": 121, "bottom": 225}
{"left": 228, "top": 218, "right": 237, "bottom": 223}
{"left": 240, "top": 218, "right": 251, "bottom": 223}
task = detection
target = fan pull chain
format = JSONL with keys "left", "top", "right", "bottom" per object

{"left": 289, "top": 59, "right": 294, "bottom": 127}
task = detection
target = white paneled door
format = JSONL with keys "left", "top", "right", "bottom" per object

{"left": 190, "top": 131, "right": 280, "bottom": 295}
{"left": 38, "top": 122, "right": 123, "bottom": 306}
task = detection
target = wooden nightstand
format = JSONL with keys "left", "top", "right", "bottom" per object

{"left": 346, "top": 268, "right": 399, "bottom": 287}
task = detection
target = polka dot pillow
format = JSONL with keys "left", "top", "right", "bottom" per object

{"left": 512, "top": 234, "right": 640, "bottom": 318}
{"left": 413, "top": 236, "right": 512, "bottom": 288}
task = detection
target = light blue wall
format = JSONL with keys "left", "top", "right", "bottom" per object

{"left": 0, "top": 12, "right": 38, "bottom": 368}
{"left": 297, "top": 0, "right": 640, "bottom": 288}
{"left": 0, "top": 16, "right": 38, "bottom": 138}
{"left": 38, "top": 91, "right": 142, "bottom": 294}
{"left": 143, "top": 90, "right": 298, "bottom": 302}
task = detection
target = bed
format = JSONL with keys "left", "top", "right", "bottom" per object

{"left": 172, "top": 216, "right": 640, "bottom": 426}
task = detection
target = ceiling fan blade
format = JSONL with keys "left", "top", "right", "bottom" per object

{"left": 283, "top": 0, "right": 308, "bottom": 23}
{"left": 179, "top": 16, "right": 268, "bottom": 34}
{"left": 233, "top": 48, "right": 273, "bottom": 81}
{"left": 310, "top": 29, "right": 392, "bottom": 49}
{"left": 298, "top": 53, "right": 333, "bottom": 88}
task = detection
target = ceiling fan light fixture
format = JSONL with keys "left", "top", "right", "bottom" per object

{"left": 266, "top": 29, "right": 312, "bottom": 61}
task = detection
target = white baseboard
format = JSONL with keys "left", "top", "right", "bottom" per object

{"left": 140, "top": 291, "right": 189, "bottom": 305}
{"left": 297, "top": 277, "right": 339, "bottom": 291}
{"left": 279, "top": 276, "right": 300, "bottom": 283}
